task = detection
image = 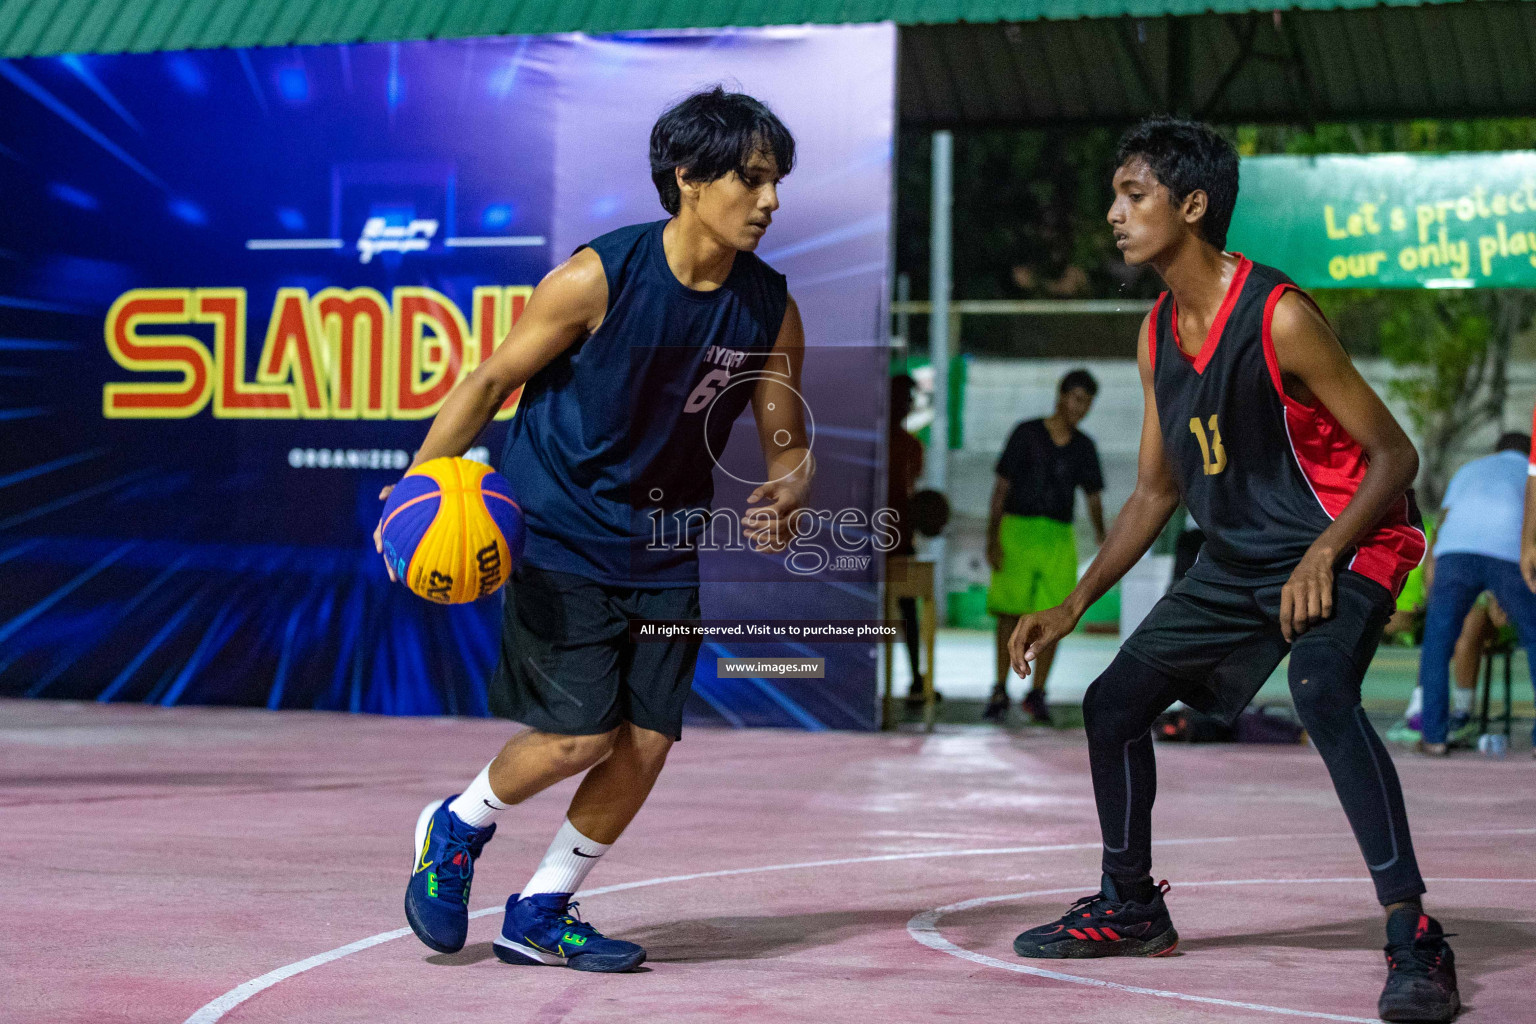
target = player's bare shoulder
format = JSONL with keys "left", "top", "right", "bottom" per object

{"left": 1268, "top": 288, "right": 1336, "bottom": 351}
{"left": 1135, "top": 309, "right": 1155, "bottom": 375}
{"left": 775, "top": 292, "right": 804, "bottom": 348}
{"left": 534, "top": 246, "right": 609, "bottom": 335}
{"left": 1266, "top": 287, "right": 1349, "bottom": 401}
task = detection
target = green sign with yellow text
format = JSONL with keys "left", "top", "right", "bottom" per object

{"left": 1228, "top": 153, "right": 1536, "bottom": 289}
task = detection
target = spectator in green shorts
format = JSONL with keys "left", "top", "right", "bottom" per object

{"left": 985, "top": 369, "right": 1106, "bottom": 723}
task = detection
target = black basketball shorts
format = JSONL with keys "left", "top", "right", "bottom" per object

{"left": 1119, "top": 568, "right": 1394, "bottom": 723}
{"left": 489, "top": 564, "right": 701, "bottom": 740}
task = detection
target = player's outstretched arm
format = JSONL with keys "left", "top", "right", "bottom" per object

{"left": 1269, "top": 290, "right": 1419, "bottom": 640}
{"left": 746, "top": 294, "right": 812, "bottom": 553}
{"left": 372, "top": 250, "right": 607, "bottom": 577}
{"left": 1010, "top": 313, "right": 1180, "bottom": 676}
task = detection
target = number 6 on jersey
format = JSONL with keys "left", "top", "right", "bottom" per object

{"left": 685, "top": 369, "right": 732, "bottom": 413}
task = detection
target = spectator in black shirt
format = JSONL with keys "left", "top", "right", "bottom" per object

{"left": 984, "top": 369, "right": 1106, "bottom": 723}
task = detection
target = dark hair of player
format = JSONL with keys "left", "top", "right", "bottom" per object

{"left": 1115, "top": 117, "right": 1240, "bottom": 250}
{"left": 1059, "top": 368, "right": 1099, "bottom": 398}
{"left": 649, "top": 87, "right": 796, "bottom": 216}
{"left": 1495, "top": 431, "right": 1531, "bottom": 455}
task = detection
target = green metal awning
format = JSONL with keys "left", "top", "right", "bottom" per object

{"left": 1, "top": 0, "right": 1533, "bottom": 125}
{"left": 902, "top": 1, "right": 1536, "bottom": 126}
{"left": 0, "top": 0, "right": 1477, "bottom": 59}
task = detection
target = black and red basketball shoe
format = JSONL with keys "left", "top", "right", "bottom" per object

{"left": 1378, "top": 908, "right": 1459, "bottom": 1022}
{"left": 1012, "top": 875, "right": 1178, "bottom": 959}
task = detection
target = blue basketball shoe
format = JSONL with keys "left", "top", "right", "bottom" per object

{"left": 404, "top": 797, "right": 496, "bottom": 953}
{"left": 493, "top": 893, "right": 647, "bottom": 972}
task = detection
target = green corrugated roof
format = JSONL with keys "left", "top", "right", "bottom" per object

{"left": 0, "top": 0, "right": 1478, "bottom": 59}
{"left": 903, "top": 1, "right": 1536, "bottom": 125}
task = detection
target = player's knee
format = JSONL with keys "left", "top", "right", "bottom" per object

{"left": 1287, "top": 646, "right": 1357, "bottom": 728}
{"left": 1083, "top": 677, "right": 1128, "bottom": 748}
{"left": 625, "top": 728, "right": 673, "bottom": 775}
{"left": 548, "top": 730, "right": 619, "bottom": 773}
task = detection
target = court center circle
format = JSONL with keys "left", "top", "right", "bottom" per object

{"left": 184, "top": 828, "right": 1535, "bottom": 1024}
{"left": 908, "top": 877, "right": 1536, "bottom": 1024}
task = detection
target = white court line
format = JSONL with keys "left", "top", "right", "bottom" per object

{"left": 909, "top": 877, "right": 1536, "bottom": 1024}
{"left": 182, "top": 827, "right": 1536, "bottom": 1024}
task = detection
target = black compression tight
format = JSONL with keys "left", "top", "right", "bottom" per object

{"left": 1084, "top": 648, "right": 1426, "bottom": 906}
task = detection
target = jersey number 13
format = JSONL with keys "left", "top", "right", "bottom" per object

{"left": 1189, "top": 415, "right": 1227, "bottom": 476}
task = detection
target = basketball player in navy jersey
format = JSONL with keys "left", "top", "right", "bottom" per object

{"left": 380, "top": 88, "right": 810, "bottom": 972}
{"left": 1007, "top": 119, "right": 1458, "bottom": 1022}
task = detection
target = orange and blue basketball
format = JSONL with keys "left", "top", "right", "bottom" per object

{"left": 379, "top": 457, "right": 526, "bottom": 604}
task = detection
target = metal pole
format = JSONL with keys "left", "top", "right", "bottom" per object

{"left": 927, "top": 130, "right": 952, "bottom": 622}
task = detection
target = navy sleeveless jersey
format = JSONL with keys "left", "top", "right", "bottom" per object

{"left": 1150, "top": 256, "right": 1425, "bottom": 595}
{"left": 499, "top": 220, "right": 787, "bottom": 587}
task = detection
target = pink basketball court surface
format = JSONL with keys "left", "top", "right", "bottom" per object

{"left": 5, "top": 698, "right": 1532, "bottom": 1024}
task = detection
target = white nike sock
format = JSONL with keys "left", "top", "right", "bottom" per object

{"left": 447, "top": 762, "right": 509, "bottom": 828}
{"left": 521, "top": 819, "right": 610, "bottom": 900}
{"left": 1453, "top": 685, "right": 1473, "bottom": 716}
{"left": 1404, "top": 686, "right": 1423, "bottom": 721}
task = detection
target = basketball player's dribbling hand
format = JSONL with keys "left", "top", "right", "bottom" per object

{"left": 744, "top": 477, "right": 810, "bottom": 553}
{"left": 1280, "top": 548, "right": 1334, "bottom": 642}
{"left": 1009, "top": 606, "right": 1077, "bottom": 678}
{"left": 374, "top": 483, "right": 398, "bottom": 582}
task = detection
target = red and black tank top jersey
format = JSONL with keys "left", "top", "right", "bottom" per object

{"left": 1150, "top": 256, "right": 1425, "bottom": 596}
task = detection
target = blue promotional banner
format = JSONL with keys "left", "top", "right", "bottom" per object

{"left": 0, "top": 27, "right": 895, "bottom": 728}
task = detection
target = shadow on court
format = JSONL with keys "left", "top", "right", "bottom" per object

{"left": 627, "top": 909, "right": 921, "bottom": 962}
{"left": 425, "top": 944, "right": 656, "bottom": 972}
{"left": 1180, "top": 913, "right": 1536, "bottom": 964}
{"left": 423, "top": 910, "right": 919, "bottom": 966}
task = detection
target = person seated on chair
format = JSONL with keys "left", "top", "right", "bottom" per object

{"left": 1414, "top": 431, "right": 1536, "bottom": 755}
{"left": 1390, "top": 593, "right": 1505, "bottom": 749}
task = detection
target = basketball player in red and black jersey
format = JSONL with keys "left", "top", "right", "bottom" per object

{"left": 1006, "top": 119, "right": 1458, "bottom": 1022}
